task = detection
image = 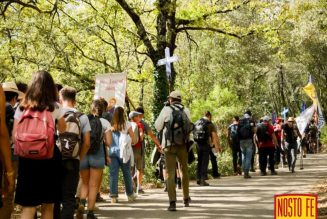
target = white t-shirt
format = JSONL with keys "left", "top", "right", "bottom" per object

{"left": 14, "top": 103, "right": 65, "bottom": 123}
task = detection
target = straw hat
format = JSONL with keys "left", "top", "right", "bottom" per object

{"left": 287, "top": 117, "right": 295, "bottom": 122}
{"left": 2, "top": 82, "right": 24, "bottom": 99}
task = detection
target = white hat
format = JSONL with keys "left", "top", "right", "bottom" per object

{"left": 262, "top": 116, "right": 270, "bottom": 121}
{"left": 2, "top": 82, "right": 24, "bottom": 99}
{"left": 168, "top": 90, "right": 182, "bottom": 100}
{"left": 129, "top": 111, "right": 142, "bottom": 119}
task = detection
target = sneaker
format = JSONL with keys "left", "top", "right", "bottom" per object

{"left": 128, "top": 194, "right": 136, "bottom": 202}
{"left": 111, "top": 197, "right": 118, "bottom": 203}
{"left": 163, "top": 186, "right": 167, "bottom": 192}
{"left": 260, "top": 172, "right": 267, "bottom": 176}
{"left": 199, "top": 180, "right": 209, "bottom": 186}
{"left": 271, "top": 171, "right": 278, "bottom": 175}
{"left": 87, "top": 211, "right": 97, "bottom": 219}
{"left": 96, "top": 193, "right": 106, "bottom": 202}
{"left": 184, "top": 197, "right": 191, "bottom": 207}
{"left": 168, "top": 201, "right": 176, "bottom": 211}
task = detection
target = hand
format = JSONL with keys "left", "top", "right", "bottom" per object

{"left": 157, "top": 145, "right": 163, "bottom": 154}
{"left": 106, "top": 156, "right": 111, "bottom": 165}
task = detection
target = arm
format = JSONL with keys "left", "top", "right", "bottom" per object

{"left": 0, "top": 86, "right": 14, "bottom": 192}
{"left": 128, "top": 126, "right": 137, "bottom": 145}
{"left": 79, "top": 131, "right": 90, "bottom": 161}
{"left": 211, "top": 131, "right": 222, "bottom": 152}
{"left": 147, "top": 129, "right": 162, "bottom": 150}
{"left": 154, "top": 107, "right": 167, "bottom": 132}
{"left": 272, "top": 133, "right": 278, "bottom": 148}
{"left": 139, "top": 127, "right": 144, "bottom": 142}
{"left": 57, "top": 117, "right": 66, "bottom": 134}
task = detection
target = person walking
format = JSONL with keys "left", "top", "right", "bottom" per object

{"left": 108, "top": 106, "right": 137, "bottom": 203}
{"left": 238, "top": 110, "right": 256, "bottom": 179}
{"left": 282, "top": 117, "right": 302, "bottom": 173}
{"left": 228, "top": 116, "right": 242, "bottom": 175}
{"left": 154, "top": 90, "right": 192, "bottom": 211}
{"left": 256, "top": 116, "right": 278, "bottom": 176}
{"left": 12, "top": 70, "right": 66, "bottom": 219}
{"left": 78, "top": 100, "right": 111, "bottom": 219}
{"left": 55, "top": 87, "right": 91, "bottom": 219}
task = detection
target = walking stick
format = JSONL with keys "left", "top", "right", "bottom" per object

{"left": 300, "top": 139, "right": 304, "bottom": 170}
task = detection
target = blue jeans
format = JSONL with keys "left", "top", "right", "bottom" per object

{"left": 286, "top": 142, "right": 297, "bottom": 170}
{"left": 240, "top": 139, "right": 254, "bottom": 173}
{"left": 109, "top": 157, "right": 133, "bottom": 197}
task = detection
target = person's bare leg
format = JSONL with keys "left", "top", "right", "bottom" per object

{"left": 20, "top": 207, "right": 37, "bottom": 219}
{"left": 87, "top": 168, "right": 103, "bottom": 211}
{"left": 41, "top": 203, "right": 54, "bottom": 219}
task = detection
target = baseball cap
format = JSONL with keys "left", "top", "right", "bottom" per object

{"left": 262, "top": 116, "right": 270, "bottom": 121}
{"left": 168, "top": 90, "right": 182, "bottom": 100}
{"left": 129, "top": 111, "right": 142, "bottom": 119}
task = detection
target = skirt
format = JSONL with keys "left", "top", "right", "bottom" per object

{"left": 15, "top": 146, "right": 62, "bottom": 206}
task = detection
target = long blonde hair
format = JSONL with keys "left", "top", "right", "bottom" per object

{"left": 111, "top": 106, "right": 126, "bottom": 131}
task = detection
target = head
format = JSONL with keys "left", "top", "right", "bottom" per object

{"left": 2, "top": 82, "right": 24, "bottom": 106}
{"left": 136, "top": 106, "right": 145, "bottom": 119}
{"left": 233, "top": 116, "right": 240, "bottom": 123}
{"left": 129, "top": 111, "right": 142, "bottom": 122}
{"left": 204, "top": 111, "right": 212, "bottom": 121}
{"left": 91, "top": 99, "right": 104, "bottom": 117}
{"left": 59, "top": 87, "right": 77, "bottom": 107}
{"left": 244, "top": 110, "right": 252, "bottom": 118}
{"left": 99, "top": 98, "right": 108, "bottom": 113}
{"left": 111, "top": 106, "right": 126, "bottom": 131}
{"left": 287, "top": 117, "right": 295, "bottom": 127}
{"left": 4, "top": 91, "right": 18, "bottom": 106}
{"left": 262, "top": 116, "right": 270, "bottom": 124}
{"left": 20, "top": 70, "right": 57, "bottom": 112}
{"left": 168, "top": 90, "right": 182, "bottom": 104}
{"left": 108, "top": 97, "right": 116, "bottom": 109}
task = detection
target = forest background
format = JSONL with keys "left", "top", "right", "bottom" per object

{"left": 0, "top": 0, "right": 326, "bottom": 180}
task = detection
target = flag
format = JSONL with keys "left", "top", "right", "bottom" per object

{"left": 301, "top": 102, "right": 306, "bottom": 113}
{"left": 296, "top": 104, "right": 315, "bottom": 135}
{"left": 303, "top": 82, "right": 318, "bottom": 106}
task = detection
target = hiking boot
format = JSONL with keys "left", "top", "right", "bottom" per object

{"left": 184, "top": 197, "right": 191, "bottom": 207}
{"left": 260, "top": 171, "right": 267, "bottom": 176}
{"left": 250, "top": 168, "right": 256, "bottom": 172}
{"left": 96, "top": 193, "right": 105, "bottom": 202}
{"left": 75, "top": 197, "right": 80, "bottom": 210}
{"left": 163, "top": 186, "right": 167, "bottom": 192}
{"left": 128, "top": 194, "right": 136, "bottom": 202}
{"left": 111, "top": 197, "right": 118, "bottom": 203}
{"left": 244, "top": 172, "right": 251, "bottom": 179}
{"left": 271, "top": 171, "right": 278, "bottom": 175}
{"left": 291, "top": 167, "right": 295, "bottom": 173}
{"left": 196, "top": 180, "right": 200, "bottom": 185}
{"left": 87, "top": 211, "right": 97, "bottom": 219}
{"left": 168, "top": 201, "right": 176, "bottom": 211}
{"left": 213, "top": 174, "right": 221, "bottom": 179}
{"left": 199, "top": 180, "right": 210, "bottom": 186}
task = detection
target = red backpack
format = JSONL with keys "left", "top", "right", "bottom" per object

{"left": 14, "top": 109, "right": 55, "bottom": 159}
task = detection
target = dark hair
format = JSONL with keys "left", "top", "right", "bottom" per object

{"left": 244, "top": 110, "right": 252, "bottom": 116}
{"left": 16, "top": 82, "right": 28, "bottom": 93}
{"left": 56, "top": 84, "right": 63, "bottom": 92}
{"left": 136, "top": 106, "right": 144, "bottom": 114}
{"left": 111, "top": 106, "right": 126, "bottom": 131}
{"left": 60, "top": 87, "right": 76, "bottom": 102}
{"left": 4, "top": 91, "right": 18, "bottom": 102}
{"left": 91, "top": 99, "right": 104, "bottom": 116}
{"left": 204, "top": 111, "right": 212, "bottom": 117}
{"left": 234, "top": 116, "right": 240, "bottom": 121}
{"left": 20, "top": 70, "right": 57, "bottom": 112}
{"left": 99, "top": 98, "right": 108, "bottom": 111}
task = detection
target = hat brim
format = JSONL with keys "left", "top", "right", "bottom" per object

{"left": 3, "top": 88, "right": 24, "bottom": 99}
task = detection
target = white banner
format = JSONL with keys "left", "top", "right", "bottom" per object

{"left": 296, "top": 104, "right": 315, "bottom": 135}
{"left": 94, "top": 73, "right": 127, "bottom": 107}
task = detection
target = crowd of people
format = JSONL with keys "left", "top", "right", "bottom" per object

{"left": 0, "top": 70, "right": 322, "bottom": 219}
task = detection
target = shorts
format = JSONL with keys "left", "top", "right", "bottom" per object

{"left": 80, "top": 145, "right": 105, "bottom": 170}
{"left": 133, "top": 147, "right": 144, "bottom": 171}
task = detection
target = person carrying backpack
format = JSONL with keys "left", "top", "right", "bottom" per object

{"left": 238, "top": 110, "right": 256, "bottom": 179}
{"left": 78, "top": 100, "right": 112, "bottom": 219}
{"left": 109, "top": 106, "right": 137, "bottom": 204}
{"left": 228, "top": 116, "right": 242, "bottom": 175}
{"left": 193, "top": 111, "right": 221, "bottom": 186}
{"left": 256, "top": 116, "right": 278, "bottom": 176}
{"left": 154, "top": 90, "right": 192, "bottom": 211}
{"left": 12, "top": 70, "right": 66, "bottom": 219}
{"left": 0, "top": 85, "right": 15, "bottom": 214}
{"left": 53, "top": 87, "right": 91, "bottom": 219}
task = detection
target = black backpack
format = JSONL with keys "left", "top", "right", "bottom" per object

{"left": 238, "top": 118, "right": 253, "bottom": 140}
{"left": 5, "top": 103, "right": 15, "bottom": 138}
{"left": 193, "top": 118, "right": 211, "bottom": 144}
{"left": 165, "top": 105, "right": 192, "bottom": 146}
{"left": 256, "top": 123, "right": 271, "bottom": 142}
{"left": 229, "top": 123, "right": 239, "bottom": 142}
{"left": 87, "top": 114, "right": 103, "bottom": 154}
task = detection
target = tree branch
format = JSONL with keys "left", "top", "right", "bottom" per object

{"left": 115, "top": 0, "right": 156, "bottom": 60}
{"left": 177, "top": 26, "right": 243, "bottom": 39}
{"left": 176, "top": 0, "right": 251, "bottom": 26}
